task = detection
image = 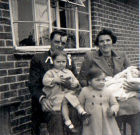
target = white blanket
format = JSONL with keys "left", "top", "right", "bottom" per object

{"left": 104, "top": 66, "right": 140, "bottom": 101}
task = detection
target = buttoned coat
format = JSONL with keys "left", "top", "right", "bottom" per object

{"left": 79, "top": 49, "right": 130, "bottom": 87}
{"left": 78, "top": 86, "right": 121, "bottom": 135}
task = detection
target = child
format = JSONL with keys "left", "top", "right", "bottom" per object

{"left": 42, "top": 50, "right": 89, "bottom": 133}
{"left": 78, "top": 69, "right": 121, "bottom": 135}
{"left": 104, "top": 66, "right": 140, "bottom": 101}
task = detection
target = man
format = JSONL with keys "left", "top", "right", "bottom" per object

{"left": 29, "top": 30, "right": 78, "bottom": 135}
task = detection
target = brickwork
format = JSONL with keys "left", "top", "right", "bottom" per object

{"left": 0, "top": 0, "right": 139, "bottom": 135}
{"left": 0, "top": 0, "right": 31, "bottom": 135}
{"left": 91, "top": 0, "right": 139, "bottom": 66}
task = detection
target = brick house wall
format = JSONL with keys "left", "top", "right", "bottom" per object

{"left": 91, "top": 0, "right": 139, "bottom": 66}
{"left": 0, "top": 0, "right": 31, "bottom": 135}
{"left": 0, "top": 0, "right": 139, "bottom": 135}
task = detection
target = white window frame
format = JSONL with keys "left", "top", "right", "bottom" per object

{"left": 60, "top": 0, "right": 85, "bottom": 7}
{"left": 9, "top": 0, "right": 92, "bottom": 52}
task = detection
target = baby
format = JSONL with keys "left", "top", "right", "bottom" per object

{"left": 104, "top": 66, "right": 140, "bottom": 101}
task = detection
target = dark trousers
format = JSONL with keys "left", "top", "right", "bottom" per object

{"left": 32, "top": 111, "right": 65, "bottom": 135}
{"left": 116, "top": 113, "right": 140, "bottom": 135}
{"left": 47, "top": 112, "right": 65, "bottom": 135}
{"left": 31, "top": 100, "right": 81, "bottom": 135}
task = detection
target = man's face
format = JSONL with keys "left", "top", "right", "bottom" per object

{"left": 51, "top": 34, "right": 67, "bottom": 52}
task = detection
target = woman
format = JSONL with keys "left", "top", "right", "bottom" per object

{"left": 79, "top": 28, "right": 140, "bottom": 135}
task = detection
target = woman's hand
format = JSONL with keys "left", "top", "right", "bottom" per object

{"left": 123, "top": 81, "right": 140, "bottom": 92}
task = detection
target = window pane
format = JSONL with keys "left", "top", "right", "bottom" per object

{"left": 59, "top": 6, "right": 76, "bottom": 29}
{"left": 14, "top": 22, "right": 50, "bottom": 46}
{"left": 13, "top": 22, "right": 35, "bottom": 46}
{"left": 65, "top": 9, "right": 76, "bottom": 29}
{"left": 11, "top": 0, "right": 33, "bottom": 21}
{"left": 37, "top": 24, "right": 50, "bottom": 46}
{"left": 65, "top": 30, "right": 76, "bottom": 48}
{"left": 35, "top": 0, "right": 49, "bottom": 22}
{"left": 78, "top": 13, "right": 89, "bottom": 30}
{"left": 78, "top": 0, "right": 89, "bottom": 13}
{"left": 79, "top": 31, "right": 90, "bottom": 48}
{"left": 51, "top": 8, "right": 57, "bottom": 27}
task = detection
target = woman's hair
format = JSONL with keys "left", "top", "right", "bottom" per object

{"left": 86, "top": 69, "right": 104, "bottom": 81}
{"left": 94, "top": 28, "right": 117, "bottom": 46}
{"left": 51, "top": 50, "right": 67, "bottom": 61}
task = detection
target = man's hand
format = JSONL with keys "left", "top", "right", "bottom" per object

{"left": 40, "top": 98, "right": 53, "bottom": 112}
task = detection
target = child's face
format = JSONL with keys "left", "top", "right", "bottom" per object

{"left": 53, "top": 55, "right": 66, "bottom": 70}
{"left": 89, "top": 73, "right": 106, "bottom": 90}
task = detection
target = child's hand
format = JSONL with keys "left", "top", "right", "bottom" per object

{"left": 52, "top": 77, "right": 65, "bottom": 84}
{"left": 107, "top": 108, "right": 115, "bottom": 117}
{"left": 71, "top": 83, "right": 78, "bottom": 88}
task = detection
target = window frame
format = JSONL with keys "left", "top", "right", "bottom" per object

{"left": 9, "top": 0, "right": 92, "bottom": 52}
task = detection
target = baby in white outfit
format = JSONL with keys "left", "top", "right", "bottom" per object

{"left": 104, "top": 66, "right": 140, "bottom": 101}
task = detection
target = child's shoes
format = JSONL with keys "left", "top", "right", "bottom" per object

{"left": 64, "top": 120, "right": 78, "bottom": 134}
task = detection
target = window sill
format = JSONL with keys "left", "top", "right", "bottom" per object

{"left": 14, "top": 47, "right": 98, "bottom": 57}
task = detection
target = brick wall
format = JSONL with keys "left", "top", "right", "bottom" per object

{"left": 0, "top": 0, "right": 139, "bottom": 135}
{"left": 91, "top": 0, "right": 139, "bottom": 66}
{"left": 0, "top": 0, "right": 31, "bottom": 135}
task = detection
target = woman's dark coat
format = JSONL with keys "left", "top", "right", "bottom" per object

{"left": 79, "top": 49, "right": 130, "bottom": 87}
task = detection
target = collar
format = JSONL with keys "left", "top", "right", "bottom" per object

{"left": 52, "top": 68, "right": 68, "bottom": 73}
{"left": 44, "top": 50, "right": 72, "bottom": 66}
{"left": 98, "top": 49, "right": 120, "bottom": 58}
{"left": 44, "top": 50, "right": 53, "bottom": 63}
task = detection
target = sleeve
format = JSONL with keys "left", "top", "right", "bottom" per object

{"left": 78, "top": 88, "right": 86, "bottom": 107}
{"left": 123, "top": 52, "right": 130, "bottom": 68}
{"left": 109, "top": 95, "right": 119, "bottom": 114}
{"left": 42, "top": 70, "right": 55, "bottom": 87}
{"left": 29, "top": 54, "right": 45, "bottom": 101}
{"left": 78, "top": 52, "right": 92, "bottom": 87}
{"left": 68, "top": 70, "right": 79, "bottom": 86}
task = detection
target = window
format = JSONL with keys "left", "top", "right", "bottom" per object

{"left": 10, "top": 0, "right": 92, "bottom": 52}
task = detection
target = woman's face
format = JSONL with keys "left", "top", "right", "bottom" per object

{"left": 98, "top": 35, "right": 113, "bottom": 56}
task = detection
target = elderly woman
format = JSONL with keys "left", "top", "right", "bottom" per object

{"left": 79, "top": 28, "right": 140, "bottom": 135}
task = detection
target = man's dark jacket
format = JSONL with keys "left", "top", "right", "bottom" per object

{"left": 29, "top": 50, "right": 78, "bottom": 128}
